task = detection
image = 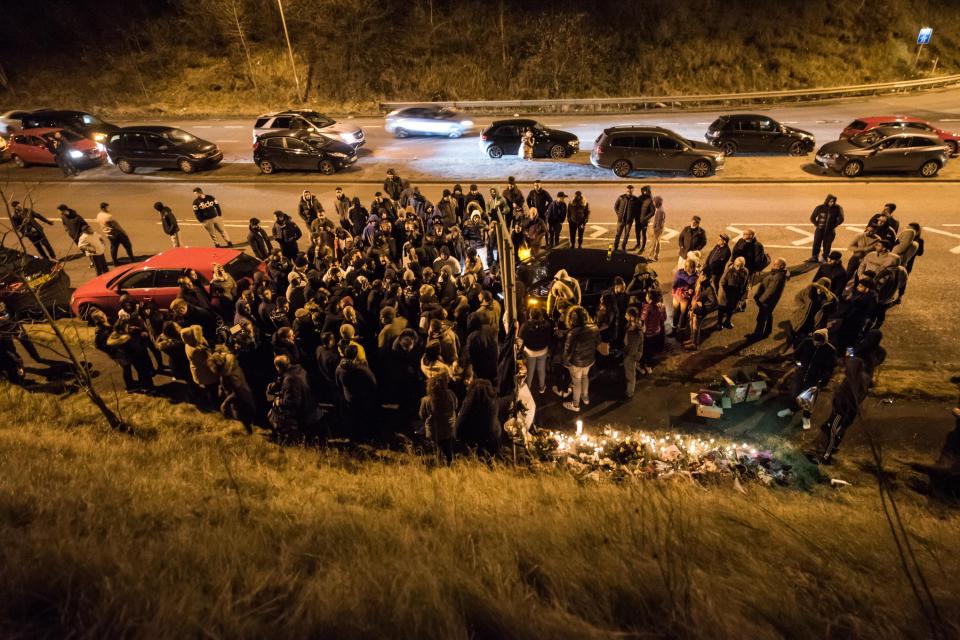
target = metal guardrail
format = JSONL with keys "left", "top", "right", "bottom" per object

{"left": 380, "top": 74, "right": 960, "bottom": 114}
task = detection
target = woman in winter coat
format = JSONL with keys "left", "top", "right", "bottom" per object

{"left": 670, "top": 258, "right": 699, "bottom": 336}
{"left": 455, "top": 379, "right": 501, "bottom": 456}
{"left": 518, "top": 307, "right": 553, "bottom": 394}
{"left": 520, "top": 129, "right": 535, "bottom": 160}
{"left": 686, "top": 274, "right": 718, "bottom": 350}
{"left": 716, "top": 256, "right": 749, "bottom": 330}
{"left": 648, "top": 195, "right": 666, "bottom": 261}
{"left": 639, "top": 290, "right": 667, "bottom": 374}
{"left": 566, "top": 191, "right": 590, "bottom": 249}
{"left": 420, "top": 373, "right": 459, "bottom": 463}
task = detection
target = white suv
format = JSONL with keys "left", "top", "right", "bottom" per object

{"left": 253, "top": 111, "right": 365, "bottom": 148}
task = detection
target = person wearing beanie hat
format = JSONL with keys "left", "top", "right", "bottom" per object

{"left": 383, "top": 168, "right": 403, "bottom": 201}
{"left": 271, "top": 210, "right": 303, "bottom": 259}
{"left": 191, "top": 187, "right": 233, "bottom": 247}
{"left": 503, "top": 176, "right": 524, "bottom": 210}
{"left": 813, "top": 250, "right": 848, "bottom": 298}
{"left": 778, "top": 328, "right": 837, "bottom": 430}
{"left": 703, "top": 231, "right": 732, "bottom": 290}
{"left": 464, "top": 183, "right": 486, "bottom": 214}
{"left": 96, "top": 201, "right": 135, "bottom": 266}
{"left": 808, "top": 194, "right": 844, "bottom": 263}
{"left": 154, "top": 201, "right": 181, "bottom": 247}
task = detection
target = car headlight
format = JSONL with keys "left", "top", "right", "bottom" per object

{"left": 93, "top": 133, "right": 106, "bottom": 142}
{"left": 190, "top": 152, "right": 208, "bottom": 158}
{"left": 328, "top": 152, "right": 348, "bottom": 158}
{"left": 820, "top": 153, "right": 838, "bottom": 159}
{"left": 568, "top": 140, "right": 578, "bottom": 146}
{"left": 339, "top": 133, "right": 356, "bottom": 143}
{"left": 69, "top": 150, "right": 84, "bottom": 159}
{"left": 460, "top": 120, "right": 473, "bottom": 127}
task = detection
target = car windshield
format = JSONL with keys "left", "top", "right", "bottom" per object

{"left": 306, "top": 135, "right": 332, "bottom": 148}
{"left": 438, "top": 108, "right": 458, "bottom": 118}
{"left": 165, "top": 129, "right": 197, "bottom": 144}
{"left": 79, "top": 113, "right": 106, "bottom": 127}
{"left": 532, "top": 122, "right": 546, "bottom": 132}
{"left": 304, "top": 113, "right": 335, "bottom": 127}
{"left": 224, "top": 253, "right": 263, "bottom": 280}
{"left": 850, "top": 131, "right": 882, "bottom": 147}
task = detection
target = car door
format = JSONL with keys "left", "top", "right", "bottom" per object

{"left": 120, "top": 133, "right": 148, "bottom": 165}
{"left": 144, "top": 133, "right": 174, "bottom": 167}
{"left": 737, "top": 118, "right": 763, "bottom": 152}
{"left": 654, "top": 134, "right": 689, "bottom": 170}
{"left": 23, "top": 135, "right": 50, "bottom": 164}
{"left": 495, "top": 125, "right": 521, "bottom": 154}
{"left": 284, "top": 136, "right": 318, "bottom": 170}
{"left": 261, "top": 137, "right": 287, "bottom": 168}
{"left": 905, "top": 136, "right": 940, "bottom": 171}
{"left": 151, "top": 269, "right": 186, "bottom": 309}
{"left": 756, "top": 118, "right": 783, "bottom": 151}
{"left": 628, "top": 134, "right": 658, "bottom": 170}
{"left": 867, "top": 136, "right": 908, "bottom": 171}
{"left": 114, "top": 269, "right": 157, "bottom": 306}
{"left": 270, "top": 116, "right": 292, "bottom": 131}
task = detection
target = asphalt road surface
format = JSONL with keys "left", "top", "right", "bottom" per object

{"left": 4, "top": 86, "right": 960, "bottom": 183}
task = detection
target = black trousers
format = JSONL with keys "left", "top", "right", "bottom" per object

{"left": 752, "top": 303, "right": 775, "bottom": 338}
{"left": 811, "top": 228, "right": 835, "bottom": 260}
{"left": 635, "top": 223, "right": 648, "bottom": 252}
{"left": 614, "top": 219, "right": 632, "bottom": 251}
{"left": 92, "top": 254, "right": 109, "bottom": 275}
{"left": 28, "top": 235, "right": 56, "bottom": 259}
{"left": 109, "top": 235, "right": 134, "bottom": 265}
{"left": 547, "top": 223, "right": 563, "bottom": 247}
{"left": 568, "top": 223, "right": 585, "bottom": 248}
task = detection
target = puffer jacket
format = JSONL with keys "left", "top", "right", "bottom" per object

{"left": 563, "top": 322, "right": 600, "bottom": 367}
{"left": 180, "top": 324, "right": 218, "bottom": 385}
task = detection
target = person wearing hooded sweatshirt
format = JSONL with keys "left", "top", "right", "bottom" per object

{"left": 58, "top": 204, "right": 87, "bottom": 246}
{"left": 809, "top": 194, "right": 844, "bottom": 262}
{"left": 297, "top": 190, "right": 324, "bottom": 227}
{"left": 634, "top": 185, "right": 656, "bottom": 253}
{"left": 180, "top": 324, "right": 219, "bottom": 404}
{"left": 247, "top": 218, "right": 273, "bottom": 260}
{"left": 566, "top": 191, "right": 590, "bottom": 249}
{"left": 648, "top": 195, "right": 666, "bottom": 261}
{"left": 778, "top": 329, "right": 837, "bottom": 431}
{"left": 546, "top": 269, "right": 581, "bottom": 318}
{"left": 272, "top": 211, "right": 303, "bottom": 259}
{"left": 154, "top": 201, "right": 181, "bottom": 247}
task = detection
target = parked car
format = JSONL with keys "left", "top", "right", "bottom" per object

{"left": 384, "top": 106, "right": 474, "bottom": 138}
{"left": 815, "top": 128, "right": 949, "bottom": 178}
{"left": 253, "top": 111, "right": 365, "bottom": 148}
{"left": 253, "top": 130, "right": 357, "bottom": 175}
{"left": 0, "top": 246, "right": 72, "bottom": 318}
{"left": 7, "top": 128, "right": 106, "bottom": 169}
{"left": 17, "top": 110, "right": 117, "bottom": 142}
{"left": 518, "top": 248, "right": 644, "bottom": 314}
{"left": 840, "top": 115, "right": 960, "bottom": 155}
{"left": 591, "top": 126, "right": 724, "bottom": 178}
{"left": 704, "top": 114, "right": 814, "bottom": 156}
{"left": 70, "top": 247, "right": 263, "bottom": 318}
{"left": 479, "top": 119, "right": 578, "bottom": 159}
{"left": 104, "top": 126, "right": 222, "bottom": 174}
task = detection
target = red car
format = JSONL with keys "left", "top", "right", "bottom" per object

{"left": 70, "top": 247, "right": 263, "bottom": 317}
{"left": 7, "top": 127, "right": 106, "bottom": 168}
{"left": 840, "top": 116, "right": 960, "bottom": 155}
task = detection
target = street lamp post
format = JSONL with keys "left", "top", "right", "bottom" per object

{"left": 276, "top": 0, "right": 303, "bottom": 102}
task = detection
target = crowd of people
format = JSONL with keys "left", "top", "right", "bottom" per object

{"left": 1, "top": 173, "right": 928, "bottom": 464}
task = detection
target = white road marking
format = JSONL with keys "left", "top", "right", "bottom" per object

{"left": 726, "top": 225, "right": 743, "bottom": 235}
{"left": 224, "top": 125, "right": 245, "bottom": 129}
{"left": 785, "top": 225, "right": 814, "bottom": 245}
{"left": 920, "top": 226, "right": 960, "bottom": 254}
{"left": 661, "top": 227, "right": 678, "bottom": 241}
{"left": 588, "top": 225, "right": 606, "bottom": 239}
{"left": 193, "top": 125, "right": 212, "bottom": 129}
{"left": 165, "top": 222, "right": 250, "bottom": 228}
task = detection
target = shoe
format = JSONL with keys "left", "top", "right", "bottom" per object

{"left": 723, "top": 321, "right": 734, "bottom": 330}
{"left": 582, "top": 398, "right": 590, "bottom": 406}
{"left": 538, "top": 387, "right": 546, "bottom": 395}
{"left": 552, "top": 385, "right": 570, "bottom": 398}
{"left": 777, "top": 408, "right": 794, "bottom": 418}
{"left": 227, "top": 241, "right": 234, "bottom": 248}
{"left": 562, "top": 401, "right": 580, "bottom": 412}
{"left": 805, "top": 256, "right": 818, "bottom": 262}
{"left": 802, "top": 417, "right": 811, "bottom": 430}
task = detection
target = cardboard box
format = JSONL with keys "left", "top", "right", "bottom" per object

{"left": 696, "top": 403, "right": 724, "bottom": 419}
{"left": 746, "top": 380, "right": 768, "bottom": 402}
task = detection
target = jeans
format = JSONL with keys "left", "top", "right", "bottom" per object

{"left": 568, "top": 223, "right": 585, "bottom": 248}
{"left": 811, "top": 227, "right": 835, "bottom": 260}
{"left": 567, "top": 363, "right": 592, "bottom": 406}
{"left": 202, "top": 218, "right": 232, "bottom": 246}
{"left": 547, "top": 224, "right": 562, "bottom": 247}
{"left": 614, "top": 219, "right": 632, "bottom": 251}
{"left": 623, "top": 355, "right": 638, "bottom": 398}
{"left": 91, "top": 254, "right": 109, "bottom": 275}
{"left": 635, "top": 223, "right": 648, "bottom": 252}
{"left": 108, "top": 234, "right": 134, "bottom": 266}
{"left": 525, "top": 352, "right": 547, "bottom": 392}
{"left": 649, "top": 228, "right": 663, "bottom": 260}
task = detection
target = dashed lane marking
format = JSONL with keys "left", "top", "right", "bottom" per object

{"left": 785, "top": 225, "right": 814, "bottom": 245}
{"left": 920, "top": 226, "right": 960, "bottom": 254}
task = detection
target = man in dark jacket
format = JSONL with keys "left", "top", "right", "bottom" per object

{"left": 298, "top": 190, "right": 324, "bottom": 227}
{"left": 247, "top": 218, "right": 273, "bottom": 260}
{"left": 369, "top": 191, "right": 396, "bottom": 222}
{"left": 561, "top": 305, "right": 600, "bottom": 412}
{"left": 813, "top": 251, "right": 848, "bottom": 298}
{"left": 383, "top": 169, "right": 403, "bottom": 202}
{"left": 154, "top": 201, "right": 181, "bottom": 247}
{"left": 778, "top": 329, "right": 837, "bottom": 430}
{"left": 703, "top": 232, "right": 731, "bottom": 288}
{"left": 868, "top": 203, "right": 900, "bottom": 234}
{"left": 11, "top": 201, "right": 56, "bottom": 259}
{"left": 192, "top": 187, "right": 232, "bottom": 247}
{"left": 271, "top": 211, "right": 303, "bottom": 259}
{"left": 835, "top": 278, "right": 879, "bottom": 350}
{"left": 746, "top": 258, "right": 787, "bottom": 341}
{"left": 57, "top": 204, "right": 86, "bottom": 246}
{"left": 526, "top": 180, "right": 552, "bottom": 219}
{"left": 335, "top": 344, "right": 380, "bottom": 440}
{"left": 634, "top": 185, "right": 656, "bottom": 253}
{"left": 544, "top": 192, "right": 568, "bottom": 248}
{"left": 465, "top": 316, "right": 499, "bottom": 384}
{"left": 732, "top": 228, "right": 767, "bottom": 275}
{"left": 503, "top": 176, "right": 525, "bottom": 211}
{"left": 269, "top": 355, "right": 321, "bottom": 440}
{"left": 813, "top": 355, "right": 872, "bottom": 464}
{"left": 613, "top": 185, "right": 640, "bottom": 252}
{"left": 677, "top": 216, "right": 708, "bottom": 261}
{"left": 809, "top": 194, "right": 844, "bottom": 262}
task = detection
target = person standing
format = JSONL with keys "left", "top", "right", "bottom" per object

{"left": 545, "top": 191, "right": 568, "bottom": 248}
{"left": 622, "top": 306, "right": 643, "bottom": 399}
{"left": 271, "top": 211, "right": 303, "bottom": 259}
{"left": 191, "top": 187, "right": 233, "bottom": 247}
{"left": 613, "top": 185, "right": 640, "bottom": 252}
{"left": 566, "top": 191, "right": 590, "bottom": 249}
{"left": 57, "top": 204, "right": 86, "bottom": 247}
{"left": 731, "top": 228, "right": 768, "bottom": 277}
{"left": 297, "top": 190, "right": 324, "bottom": 227}
{"left": 246, "top": 218, "right": 273, "bottom": 260}
{"left": 383, "top": 168, "right": 404, "bottom": 202}
{"left": 419, "top": 373, "right": 459, "bottom": 463}
{"left": 813, "top": 251, "right": 848, "bottom": 299}
{"left": 633, "top": 185, "right": 655, "bottom": 253}
{"left": 503, "top": 176, "right": 525, "bottom": 212}
{"left": 777, "top": 330, "right": 837, "bottom": 431}
{"left": 716, "top": 256, "right": 748, "bottom": 330}
{"left": 677, "top": 216, "right": 707, "bottom": 265}
{"left": 50, "top": 131, "right": 78, "bottom": 177}
{"left": 561, "top": 305, "right": 600, "bottom": 412}
{"left": 520, "top": 129, "right": 535, "bottom": 160}
{"left": 154, "top": 201, "right": 181, "bottom": 247}
{"left": 648, "top": 195, "right": 666, "bottom": 261}
{"left": 808, "top": 194, "right": 844, "bottom": 263}
{"left": 96, "top": 202, "right": 134, "bottom": 266}
{"left": 10, "top": 201, "right": 56, "bottom": 259}
{"left": 703, "top": 232, "right": 731, "bottom": 290}
{"left": 78, "top": 224, "right": 109, "bottom": 275}
{"left": 746, "top": 258, "right": 788, "bottom": 341}
{"left": 519, "top": 307, "right": 552, "bottom": 395}
{"left": 526, "top": 180, "right": 552, "bottom": 218}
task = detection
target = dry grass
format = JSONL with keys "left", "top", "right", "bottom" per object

{"left": 872, "top": 365, "right": 958, "bottom": 401}
{"left": 0, "top": 385, "right": 957, "bottom": 639}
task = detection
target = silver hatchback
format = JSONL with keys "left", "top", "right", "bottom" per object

{"left": 253, "top": 110, "right": 365, "bottom": 148}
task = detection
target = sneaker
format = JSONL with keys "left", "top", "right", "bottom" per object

{"left": 582, "top": 398, "right": 590, "bottom": 406}
{"left": 537, "top": 387, "right": 546, "bottom": 395}
{"left": 723, "top": 321, "right": 734, "bottom": 329}
{"left": 802, "top": 417, "right": 811, "bottom": 430}
{"left": 777, "top": 408, "right": 794, "bottom": 418}
{"left": 227, "top": 241, "right": 234, "bottom": 248}
{"left": 552, "top": 385, "right": 568, "bottom": 398}
{"left": 562, "top": 401, "right": 580, "bottom": 412}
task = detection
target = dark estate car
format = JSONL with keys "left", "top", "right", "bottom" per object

{"left": 705, "top": 114, "right": 815, "bottom": 156}
{"left": 815, "top": 128, "right": 950, "bottom": 178}
{"left": 518, "top": 248, "right": 645, "bottom": 313}
{"left": 105, "top": 126, "right": 223, "bottom": 174}
{"left": 591, "top": 126, "right": 725, "bottom": 178}
{"left": 0, "top": 246, "right": 72, "bottom": 318}
{"left": 479, "top": 119, "right": 579, "bottom": 159}
{"left": 18, "top": 110, "right": 118, "bottom": 142}
{"left": 253, "top": 130, "right": 357, "bottom": 175}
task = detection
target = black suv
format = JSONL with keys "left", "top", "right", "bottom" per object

{"left": 105, "top": 126, "right": 223, "bottom": 174}
{"left": 479, "top": 119, "right": 579, "bottom": 159}
{"left": 253, "top": 130, "right": 357, "bottom": 175}
{"left": 591, "top": 126, "right": 724, "bottom": 178}
{"left": 705, "top": 114, "right": 814, "bottom": 156}
{"left": 20, "top": 110, "right": 118, "bottom": 142}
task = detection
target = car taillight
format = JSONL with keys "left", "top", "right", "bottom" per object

{"left": 253, "top": 141, "right": 260, "bottom": 151}
{"left": 597, "top": 146, "right": 604, "bottom": 155}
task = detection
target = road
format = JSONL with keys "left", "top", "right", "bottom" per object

{"left": 4, "top": 86, "right": 960, "bottom": 184}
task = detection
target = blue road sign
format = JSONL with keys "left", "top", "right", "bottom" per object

{"left": 918, "top": 27, "right": 933, "bottom": 45}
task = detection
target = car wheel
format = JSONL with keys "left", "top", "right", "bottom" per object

{"left": 719, "top": 140, "right": 737, "bottom": 156}
{"left": 612, "top": 159, "right": 632, "bottom": 178}
{"left": 116, "top": 159, "right": 134, "bottom": 174}
{"left": 690, "top": 159, "right": 712, "bottom": 178}
{"left": 487, "top": 145, "right": 503, "bottom": 159}
{"left": 448, "top": 127, "right": 463, "bottom": 139}
{"left": 948, "top": 141, "right": 958, "bottom": 156}
{"left": 787, "top": 140, "right": 805, "bottom": 156}
{"left": 841, "top": 160, "right": 863, "bottom": 178}
{"left": 920, "top": 160, "right": 941, "bottom": 177}
{"left": 318, "top": 159, "right": 336, "bottom": 175}
{"left": 395, "top": 128, "right": 409, "bottom": 139}
{"left": 178, "top": 158, "right": 196, "bottom": 173}
{"left": 549, "top": 144, "right": 567, "bottom": 159}
{"left": 258, "top": 160, "right": 275, "bottom": 174}
{"left": 12, "top": 154, "right": 26, "bottom": 168}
